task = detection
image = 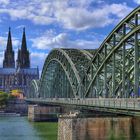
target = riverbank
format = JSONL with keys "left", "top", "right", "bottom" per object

{"left": 0, "top": 111, "right": 20, "bottom": 117}
{"left": 5, "top": 99, "right": 28, "bottom": 116}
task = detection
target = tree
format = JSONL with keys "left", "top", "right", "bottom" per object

{"left": 10, "top": 89, "right": 24, "bottom": 99}
{"left": 0, "top": 91, "right": 8, "bottom": 108}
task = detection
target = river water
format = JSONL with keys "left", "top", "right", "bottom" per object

{"left": 0, "top": 117, "right": 57, "bottom": 140}
{"left": 1, "top": 116, "right": 140, "bottom": 140}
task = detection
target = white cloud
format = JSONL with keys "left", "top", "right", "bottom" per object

{"left": 0, "top": 0, "right": 9, "bottom": 5}
{"left": 0, "top": 52, "right": 4, "bottom": 67}
{"left": 31, "top": 33, "right": 67, "bottom": 50}
{"left": 31, "top": 32, "right": 102, "bottom": 50}
{"left": 30, "top": 52, "right": 48, "bottom": 72}
{"left": 30, "top": 31, "right": 102, "bottom": 72}
{"left": 0, "top": 36, "right": 20, "bottom": 51}
{"left": 0, "top": 1, "right": 133, "bottom": 30}
{"left": 0, "top": 37, "right": 8, "bottom": 50}
{"left": 55, "top": 2, "right": 132, "bottom": 30}
{"left": 133, "top": 0, "right": 140, "bottom": 4}
{"left": 16, "top": 25, "right": 26, "bottom": 29}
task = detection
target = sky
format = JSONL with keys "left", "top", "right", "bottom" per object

{"left": 0, "top": 0, "right": 139, "bottom": 73}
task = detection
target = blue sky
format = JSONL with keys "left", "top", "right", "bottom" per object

{"left": 0, "top": 0, "right": 139, "bottom": 72}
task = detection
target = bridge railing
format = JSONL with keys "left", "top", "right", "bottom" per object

{"left": 43, "top": 98, "right": 140, "bottom": 111}
{"left": 27, "top": 97, "right": 140, "bottom": 111}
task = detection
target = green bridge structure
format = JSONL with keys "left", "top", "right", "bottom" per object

{"left": 26, "top": 6, "right": 140, "bottom": 116}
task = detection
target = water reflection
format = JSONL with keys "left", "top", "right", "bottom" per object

{"left": 31, "top": 122, "right": 58, "bottom": 140}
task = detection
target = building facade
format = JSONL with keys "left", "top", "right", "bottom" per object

{"left": 0, "top": 28, "right": 39, "bottom": 96}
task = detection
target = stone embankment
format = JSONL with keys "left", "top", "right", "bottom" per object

{"left": 5, "top": 99, "right": 28, "bottom": 115}
{"left": 0, "top": 110, "right": 20, "bottom": 117}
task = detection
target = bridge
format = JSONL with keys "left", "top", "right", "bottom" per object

{"left": 26, "top": 6, "right": 140, "bottom": 116}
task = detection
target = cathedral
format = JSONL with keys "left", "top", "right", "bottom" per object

{"left": 0, "top": 28, "right": 39, "bottom": 96}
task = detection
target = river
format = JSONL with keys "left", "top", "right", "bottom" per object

{"left": 1, "top": 116, "right": 140, "bottom": 140}
{"left": 0, "top": 117, "right": 58, "bottom": 140}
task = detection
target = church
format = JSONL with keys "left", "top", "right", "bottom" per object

{"left": 0, "top": 28, "right": 39, "bottom": 96}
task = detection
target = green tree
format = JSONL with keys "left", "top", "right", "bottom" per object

{"left": 8, "top": 93, "right": 16, "bottom": 99}
{"left": 0, "top": 91, "right": 8, "bottom": 108}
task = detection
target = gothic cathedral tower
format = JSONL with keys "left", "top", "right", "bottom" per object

{"left": 3, "top": 27, "right": 15, "bottom": 68}
{"left": 17, "top": 28, "right": 30, "bottom": 68}
{"left": 1, "top": 27, "right": 38, "bottom": 94}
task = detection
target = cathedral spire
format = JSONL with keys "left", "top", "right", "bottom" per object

{"left": 6, "top": 27, "right": 12, "bottom": 52}
{"left": 3, "top": 27, "right": 15, "bottom": 68}
{"left": 21, "top": 27, "right": 27, "bottom": 52}
{"left": 17, "top": 28, "right": 30, "bottom": 68}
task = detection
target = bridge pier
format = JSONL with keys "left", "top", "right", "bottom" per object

{"left": 57, "top": 114, "right": 139, "bottom": 140}
{"left": 28, "top": 104, "right": 61, "bottom": 121}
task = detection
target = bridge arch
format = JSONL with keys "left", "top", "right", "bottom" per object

{"left": 27, "top": 6, "right": 140, "bottom": 100}
{"left": 84, "top": 6, "right": 140, "bottom": 98}
{"left": 39, "top": 48, "right": 94, "bottom": 98}
{"left": 27, "top": 80, "right": 40, "bottom": 98}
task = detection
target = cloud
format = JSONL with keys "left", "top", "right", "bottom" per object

{"left": 30, "top": 30, "right": 102, "bottom": 73}
{"left": 55, "top": 2, "right": 132, "bottom": 30}
{"left": 30, "top": 52, "right": 48, "bottom": 73}
{"left": 30, "top": 30, "right": 102, "bottom": 72}
{"left": 133, "top": 0, "right": 140, "bottom": 4}
{"left": 16, "top": 25, "right": 26, "bottom": 29}
{"left": 0, "top": 1, "right": 132, "bottom": 30}
{"left": 31, "top": 32, "right": 102, "bottom": 50}
{"left": 31, "top": 33, "right": 67, "bottom": 50}
{"left": 0, "top": 36, "right": 20, "bottom": 51}
{"left": 0, "top": 0, "right": 9, "bottom": 5}
{"left": 0, "top": 52, "right": 4, "bottom": 67}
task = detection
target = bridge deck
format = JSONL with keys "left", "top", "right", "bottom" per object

{"left": 26, "top": 98, "right": 140, "bottom": 116}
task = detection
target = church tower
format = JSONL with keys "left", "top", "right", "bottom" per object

{"left": 3, "top": 27, "right": 15, "bottom": 68}
{"left": 17, "top": 28, "right": 30, "bottom": 68}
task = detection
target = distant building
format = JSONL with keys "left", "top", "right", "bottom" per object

{"left": 0, "top": 28, "right": 39, "bottom": 96}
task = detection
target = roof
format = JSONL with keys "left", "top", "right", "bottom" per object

{"left": 0, "top": 68, "right": 38, "bottom": 75}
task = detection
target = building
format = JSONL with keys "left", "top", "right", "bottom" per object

{"left": 0, "top": 28, "right": 39, "bottom": 96}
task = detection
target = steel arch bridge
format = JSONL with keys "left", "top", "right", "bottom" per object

{"left": 27, "top": 6, "right": 140, "bottom": 115}
{"left": 27, "top": 48, "right": 95, "bottom": 99}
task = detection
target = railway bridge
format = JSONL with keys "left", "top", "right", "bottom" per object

{"left": 26, "top": 6, "right": 140, "bottom": 117}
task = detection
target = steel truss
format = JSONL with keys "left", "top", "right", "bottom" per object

{"left": 27, "top": 80, "right": 39, "bottom": 98}
{"left": 28, "top": 6, "right": 140, "bottom": 99}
